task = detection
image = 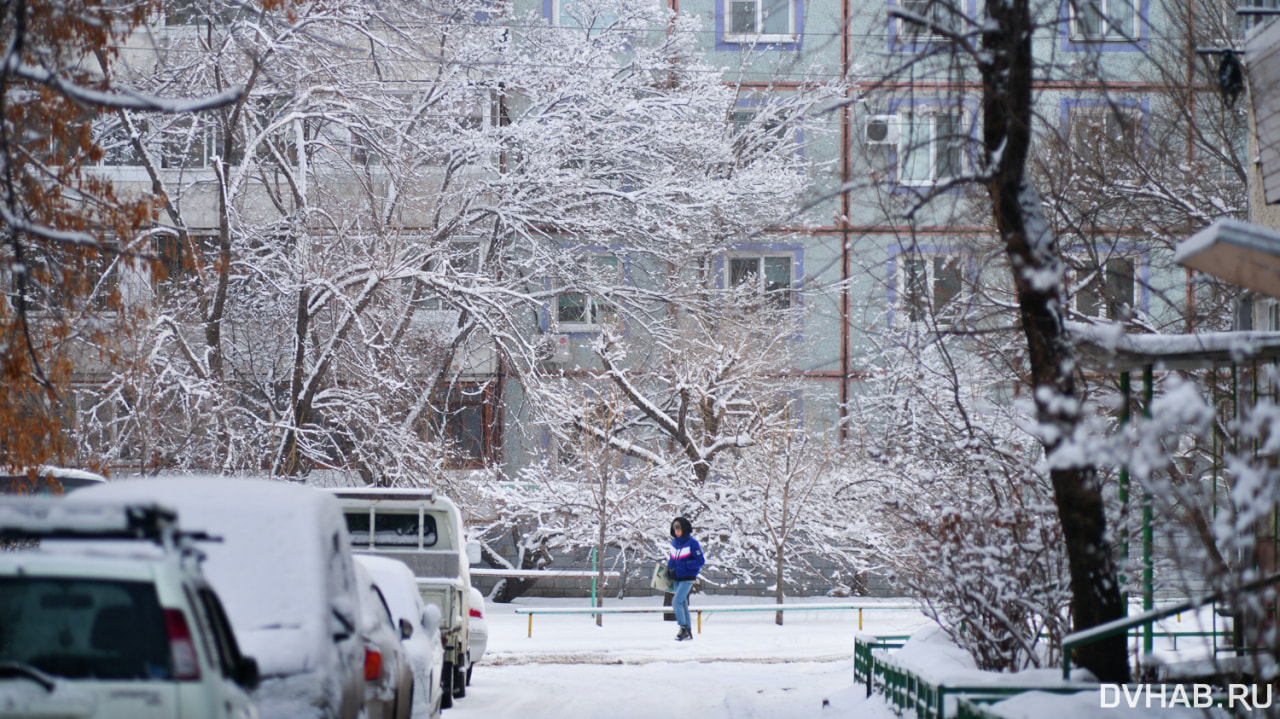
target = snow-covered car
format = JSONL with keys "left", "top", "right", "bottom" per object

{"left": 326, "top": 488, "right": 481, "bottom": 707}
{"left": 465, "top": 586, "right": 487, "bottom": 684}
{"left": 0, "top": 497, "right": 260, "bottom": 719}
{"left": 0, "top": 466, "right": 105, "bottom": 494}
{"left": 356, "top": 554, "right": 445, "bottom": 719}
{"left": 354, "top": 561, "right": 414, "bottom": 719}
{"left": 72, "top": 477, "right": 366, "bottom": 719}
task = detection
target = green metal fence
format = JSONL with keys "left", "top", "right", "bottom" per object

{"left": 854, "top": 634, "right": 1098, "bottom": 719}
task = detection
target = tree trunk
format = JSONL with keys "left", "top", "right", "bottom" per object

{"left": 981, "top": 0, "right": 1129, "bottom": 683}
{"left": 775, "top": 551, "right": 785, "bottom": 626}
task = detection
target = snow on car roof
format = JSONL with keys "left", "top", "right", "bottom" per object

{"left": 354, "top": 554, "right": 420, "bottom": 625}
{"left": 70, "top": 476, "right": 353, "bottom": 672}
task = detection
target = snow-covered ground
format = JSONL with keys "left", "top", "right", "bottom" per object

{"left": 449, "top": 595, "right": 924, "bottom": 719}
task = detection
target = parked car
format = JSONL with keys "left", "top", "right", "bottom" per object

{"left": 326, "top": 488, "right": 481, "bottom": 707}
{"left": 0, "top": 466, "right": 106, "bottom": 495}
{"left": 72, "top": 477, "right": 366, "bottom": 719}
{"left": 353, "top": 561, "right": 414, "bottom": 719}
{"left": 465, "top": 587, "right": 487, "bottom": 684}
{"left": 355, "top": 554, "right": 446, "bottom": 719}
{"left": 0, "top": 497, "right": 260, "bottom": 719}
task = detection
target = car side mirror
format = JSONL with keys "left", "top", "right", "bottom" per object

{"left": 399, "top": 618, "right": 414, "bottom": 640}
{"left": 235, "top": 656, "right": 260, "bottom": 691}
{"left": 422, "top": 604, "right": 442, "bottom": 635}
{"left": 330, "top": 606, "right": 356, "bottom": 642}
{"left": 466, "top": 540, "right": 482, "bottom": 566}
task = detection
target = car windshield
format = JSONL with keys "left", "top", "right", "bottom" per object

{"left": 0, "top": 577, "right": 173, "bottom": 680}
{"left": 345, "top": 510, "right": 437, "bottom": 549}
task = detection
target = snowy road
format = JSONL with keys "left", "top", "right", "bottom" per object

{"left": 447, "top": 596, "right": 924, "bottom": 719}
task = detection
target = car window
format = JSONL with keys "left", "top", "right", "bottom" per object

{"left": 371, "top": 585, "right": 395, "bottom": 630}
{"left": 343, "top": 510, "right": 437, "bottom": 549}
{"left": 183, "top": 584, "right": 221, "bottom": 673}
{"left": 0, "top": 577, "right": 172, "bottom": 680}
{"left": 197, "top": 587, "right": 243, "bottom": 678}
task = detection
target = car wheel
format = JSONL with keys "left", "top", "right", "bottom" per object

{"left": 452, "top": 662, "right": 466, "bottom": 698}
{"left": 465, "top": 663, "right": 473, "bottom": 686}
{"left": 441, "top": 662, "right": 454, "bottom": 709}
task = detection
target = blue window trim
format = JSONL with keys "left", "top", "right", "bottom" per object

{"left": 885, "top": 96, "right": 980, "bottom": 194}
{"left": 716, "top": 241, "right": 806, "bottom": 339}
{"left": 540, "top": 247, "right": 632, "bottom": 336}
{"left": 886, "top": 0, "right": 978, "bottom": 54}
{"left": 733, "top": 97, "right": 805, "bottom": 158}
{"left": 715, "top": 0, "right": 804, "bottom": 51}
{"left": 885, "top": 244, "right": 976, "bottom": 328}
{"left": 1058, "top": 0, "right": 1149, "bottom": 53}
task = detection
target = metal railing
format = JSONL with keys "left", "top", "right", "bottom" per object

{"left": 1061, "top": 571, "right": 1280, "bottom": 679}
{"left": 854, "top": 634, "right": 1099, "bottom": 719}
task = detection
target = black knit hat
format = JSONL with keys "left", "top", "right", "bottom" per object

{"left": 670, "top": 516, "right": 693, "bottom": 537}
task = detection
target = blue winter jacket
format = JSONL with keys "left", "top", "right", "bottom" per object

{"left": 667, "top": 535, "right": 705, "bottom": 581}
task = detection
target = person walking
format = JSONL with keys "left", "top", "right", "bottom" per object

{"left": 667, "top": 516, "right": 704, "bottom": 641}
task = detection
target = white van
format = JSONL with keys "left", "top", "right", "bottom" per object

{"left": 72, "top": 477, "right": 366, "bottom": 719}
{"left": 325, "top": 489, "right": 479, "bottom": 707}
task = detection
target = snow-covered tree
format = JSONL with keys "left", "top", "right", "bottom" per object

{"left": 0, "top": 0, "right": 241, "bottom": 473}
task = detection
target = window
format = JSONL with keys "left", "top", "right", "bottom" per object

{"left": 152, "top": 233, "right": 200, "bottom": 283}
{"left": 1072, "top": 256, "right": 1136, "bottom": 320}
{"left": 343, "top": 509, "right": 439, "bottom": 550}
{"left": 425, "top": 384, "right": 500, "bottom": 468}
{"left": 96, "top": 116, "right": 144, "bottom": 167}
{"left": 897, "top": 254, "right": 963, "bottom": 323}
{"left": 1065, "top": 104, "right": 1142, "bottom": 158}
{"left": 557, "top": 255, "right": 619, "bottom": 329}
{"left": 725, "top": 0, "right": 795, "bottom": 39}
{"left": 0, "top": 578, "right": 172, "bottom": 681}
{"left": 164, "top": 0, "right": 201, "bottom": 26}
{"left": 730, "top": 108, "right": 788, "bottom": 162}
{"left": 408, "top": 241, "right": 481, "bottom": 312}
{"left": 549, "top": 0, "right": 617, "bottom": 31}
{"left": 1239, "top": 0, "right": 1280, "bottom": 34}
{"left": 896, "top": 0, "right": 947, "bottom": 43}
{"left": 1246, "top": 296, "right": 1280, "bottom": 331}
{"left": 898, "top": 109, "right": 966, "bottom": 185}
{"left": 1069, "top": 0, "right": 1137, "bottom": 41}
{"left": 160, "top": 116, "right": 213, "bottom": 170}
{"left": 729, "top": 255, "right": 793, "bottom": 308}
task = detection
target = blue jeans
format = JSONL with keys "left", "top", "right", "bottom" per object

{"left": 672, "top": 580, "right": 693, "bottom": 628}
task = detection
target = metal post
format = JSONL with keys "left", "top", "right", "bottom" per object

{"left": 1143, "top": 364, "right": 1154, "bottom": 656}
{"left": 1119, "top": 372, "right": 1131, "bottom": 588}
{"left": 591, "top": 547, "right": 600, "bottom": 627}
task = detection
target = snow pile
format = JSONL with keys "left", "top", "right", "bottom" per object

{"left": 890, "top": 623, "right": 980, "bottom": 682}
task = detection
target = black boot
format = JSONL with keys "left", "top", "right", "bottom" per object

{"left": 676, "top": 625, "right": 692, "bottom": 641}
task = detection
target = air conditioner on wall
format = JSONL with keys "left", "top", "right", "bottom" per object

{"left": 537, "top": 333, "right": 573, "bottom": 364}
{"left": 864, "top": 115, "right": 901, "bottom": 145}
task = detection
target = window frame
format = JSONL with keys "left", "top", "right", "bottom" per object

{"left": 892, "top": 250, "right": 967, "bottom": 326}
{"left": 716, "top": 0, "right": 803, "bottom": 50}
{"left": 1068, "top": 0, "right": 1138, "bottom": 42}
{"left": 726, "top": 253, "right": 796, "bottom": 309}
{"left": 554, "top": 254, "right": 622, "bottom": 332}
{"left": 1059, "top": 0, "right": 1147, "bottom": 51}
{"left": 427, "top": 383, "right": 501, "bottom": 469}
{"left": 894, "top": 105, "right": 969, "bottom": 187}
{"left": 408, "top": 240, "right": 483, "bottom": 313}
{"left": 1068, "top": 254, "right": 1140, "bottom": 321}
{"left": 1059, "top": 98, "right": 1147, "bottom": 161}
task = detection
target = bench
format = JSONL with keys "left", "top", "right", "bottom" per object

{"left": 512, "top": 601, "right": 919, "bottom": 637}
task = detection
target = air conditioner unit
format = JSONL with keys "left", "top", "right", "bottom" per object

{"left": 864, "top": 115, "right": 901, "bottom": 145}
{"left": 538, "top": 334, "right": 573, "bottom": 364}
